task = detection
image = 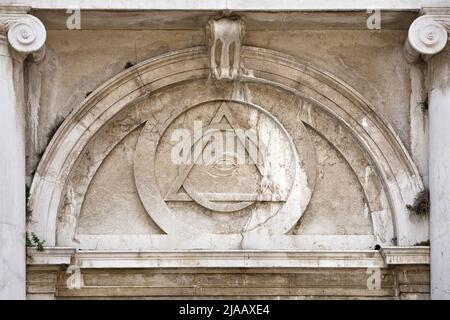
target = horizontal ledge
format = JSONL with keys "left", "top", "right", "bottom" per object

{"left": 27, "top": 247, "right": 430, "bottom": 269}
{"left": 63, "top": 234, "right": 378, "bottom": 250}
{"left": 0, "top": 0, "right": 428, "bottom": 11}
{"left": 380, "top": 246, "right": 430, "bottom": 265}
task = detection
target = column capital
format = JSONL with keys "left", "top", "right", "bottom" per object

{"left": 0, "top": 7, "right": 46, "bottom": 57}
{"left": 404, "top": 9, "right": 450, "bottom": 63}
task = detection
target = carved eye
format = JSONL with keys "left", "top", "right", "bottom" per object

{"left": 206, "top": 154, "right": 238, "bottom": 177}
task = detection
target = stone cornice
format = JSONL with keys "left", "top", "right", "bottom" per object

{"left": 0, "top": 0, "right": 431, "bottom": 11}
{"left": 380, "top": 246, "right": 430, "bottom": 265}
{"left": 0, "top": 9, "right": 46, "bottom": 56}
{"left": 405, "top": 9, "right": 450, "bottom": 63}
{"left": 27, "top": 247, "right": 430, "bottom": 268}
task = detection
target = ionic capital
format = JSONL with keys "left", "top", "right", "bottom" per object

{"left": 405, "top": 10, "right": 450, "bottom": 63}
{"left": 0, "top": 9, "right": 46, "bottom": 57}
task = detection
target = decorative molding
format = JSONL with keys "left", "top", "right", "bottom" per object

{"left": 405, "top": 11, "right": 450, "bottom": 63}
{"left": 0, "top": 10, "right": 46, "bottom": 56}
{"left": 27, "top": 247, "right": 75, "bottom": 265}
{"left": 380, "top": 246, "right": 430, "bottom": 265}
{"left": 207, "top": 16, "right": 244, "bottom": 80}
{"left": 1, "top": 0, "right": 427, "bottom": 11}
{"left": 26, "top": 249, "right": 431, "bottom": 299}
{"left": 0, "top": 5, "right": 30, "bottom": 14}
{"left": 27, "top": 247, "right": 430, "bottom": 269}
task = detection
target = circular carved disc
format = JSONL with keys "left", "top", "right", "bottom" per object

{"left": 134, "top": 82, "right": 316, "bottom": 235}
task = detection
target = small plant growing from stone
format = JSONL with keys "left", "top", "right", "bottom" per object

{"left": 25, "top": 232, "right": 33, "bottom": 247}
{"left": 26, "top": 232, "right": 45, "bottom": 251}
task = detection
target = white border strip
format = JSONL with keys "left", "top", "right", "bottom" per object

{"left": 0, "top": 0, "right": 438, "bottom": 11}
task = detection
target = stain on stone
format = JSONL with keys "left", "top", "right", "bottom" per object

{"left": 407, "top": 189, "right": 430, "bottom": 216}
{"left": 47, "top": 116, "right": 65, "bottom": 144}
{"left": 414, "top": 240, "right": 430, "bottom": 246}
{"left": 124, "top": 61, "right": 136, "bottom": 69}
{"left": 420, "top": 97, "right": 428, "bottom": 114}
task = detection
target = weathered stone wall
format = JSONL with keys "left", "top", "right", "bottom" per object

{"left": 27, "top": 29, "right": 417, "bottom": 178}
{"left": 27, "top": 265, "right": 430, "bottom": 300}
{"left": 24, "top": 18, "right": 430, "bottom": 299}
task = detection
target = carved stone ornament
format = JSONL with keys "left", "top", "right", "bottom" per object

{"left": 207, "top": 16, "right": 245, "bottom": 80}
{"left": 28, "top": 46, "right": 428, "bottom": 250}
{"left": 133, "top": 98, "right": 315, "bottom": 236}
{"left": 405, "top": 13, "right": 450, "bottom": 63}
{"left": 0, "top": 13, "right": 46, "bottom": 56}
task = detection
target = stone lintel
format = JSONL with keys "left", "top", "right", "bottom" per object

{"left": 380, "top": 246, "right": 430, "bottom": 265}
{"left": 27, "top": 247, "right": 430, "bottom": 269}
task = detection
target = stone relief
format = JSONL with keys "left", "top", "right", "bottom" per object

{"left": 29, "top": 39, "right": 427, "bottom": 250}
{"left": 133, "top": 97, "right": 315, "bottom": 236}
{"left": 51, "top": 77, "right": 413, "bottom": 250}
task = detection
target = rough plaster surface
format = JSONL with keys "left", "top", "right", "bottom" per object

{"left": 246, "top": 30, "right": 413, "bottom": 149}
{"left": 77, "top": 127, "right": 163, "bottom": 235}
{"left": 292, "top": 127, "right": 372, "bottom": 236}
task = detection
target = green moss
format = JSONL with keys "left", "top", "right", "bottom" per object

{"left": 25, "top": 232, "right": 33, "bottom": 247}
